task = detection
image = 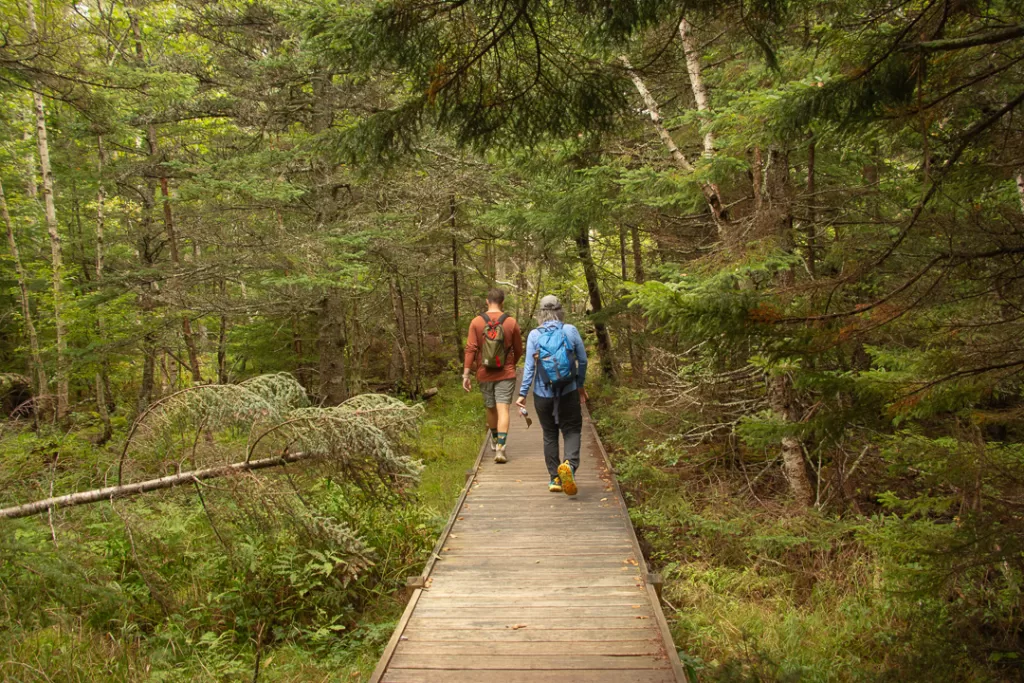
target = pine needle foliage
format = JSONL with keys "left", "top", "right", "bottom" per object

{"left": 119, "top": 373, "right": 423, "bottom": 491}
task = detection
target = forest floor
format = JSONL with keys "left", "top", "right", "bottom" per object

{"left": 588, "top": 380, "right": 1016, "bottom": 683}
{"left": 3, "top": 378, "right": 1016, "bottom": 682}
{"left": 0, "top": 381, "right": 482, "bottom": 682}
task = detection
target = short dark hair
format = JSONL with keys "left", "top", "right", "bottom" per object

{"left": 486, "top": 288, "right": 505, "bottom": 305}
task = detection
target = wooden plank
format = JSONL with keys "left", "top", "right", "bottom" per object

{"left": 422, "top": 579, "right": 645, "bottom": 590}
{"left": 406, "top": 617, "right": 658, "bottom": 630}
{"left": 417, "top": 585, "right": 647, "bottom": 593}
{"left": 438, "top": 528, "right": 622, "bottom": 532}
{"left": 437, "top": 556, "right": 641, "bottom": 568}
{"left": 441, "top": 535, "right": 629, "bottom": 543}
{"left": 393, "top": 641, "right": 664, "bottom": 656}
{"left": 413, "top": 605, "right": 655, "bottom": 617}
{"left": 434, "top": 565, "right": 642, "bottom": 575}
{"left": 432, "top": 566, "right": 642, "bottom": 574}
{"left": 446, "top": 527, "right": 626, "bottom": 534}
{"left": 398, "top": 628, "right": 664, "bottom": 643}
{"left": 389, "top": 654, "right": 671, "bottom": 670}
{"left": 414, "top": 600, "right": 653, "bottom": 610}
{"left": 427, "top": 569, "right": 643, "bottom": 578}
{"left": 439, "top": 551, "right": 633, "bottom": 558}
{"left": 382, "top": 670, "right": 677, "bottom": 682}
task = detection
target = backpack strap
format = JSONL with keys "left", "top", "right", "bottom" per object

{"left": 480, "top": 312, "right": 509, "bottom": 329}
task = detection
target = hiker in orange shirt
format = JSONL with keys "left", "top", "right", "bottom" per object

{"left": 462, "top": 288, "right": 524, "bottom": 463}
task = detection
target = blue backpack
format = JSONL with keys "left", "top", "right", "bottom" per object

{"left": 535, "top": 325, "right": 577, "bottom": 393}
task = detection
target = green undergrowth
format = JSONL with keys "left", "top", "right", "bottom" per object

{"left": 589, "top": 380, "right": 1019, "bottom": 683}
{"left": 0, "top": 381, "right": 482, "bottom": 682}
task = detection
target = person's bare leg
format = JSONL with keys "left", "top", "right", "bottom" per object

{"left": 492, "top": 402, "right": 511, "bottom": 463}
{"left": 485, "top": 406, "right": 498, "bottom": 431}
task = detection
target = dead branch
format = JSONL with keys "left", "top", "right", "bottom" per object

{"left": 1, "top": 451, "right": 307, "bottom": 519}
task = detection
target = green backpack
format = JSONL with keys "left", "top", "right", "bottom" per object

{"left": 479, "top": 313, "right": 511, "bottom": 370}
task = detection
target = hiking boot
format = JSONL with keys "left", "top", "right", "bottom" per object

{"left": 558, "top": 461, "right": 577, "bottom": 496}
{"left": 493, "top": 444, "right": 507, "bottom": 464}
{"left": 548, "top": 477, "right": 562, "bottom": 493}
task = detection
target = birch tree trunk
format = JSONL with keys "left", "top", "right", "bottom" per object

{"left": 22, "top": 128, "right": 37, "bottom": 199}
{"left": 0, "top": 451, "right": 310, "bottom": 519}
{"left": 94, "top": 136, "right": 112, "bottom": 443}
{"left": 27, "top": 0, "right": 68, "bottom": 421}
{"left": 619, "top": 56, "right": 694, "bottom": 171}
{"left": 620, "top": 55, "right": 733, "bottom": 248}
{"left": 1016, "top": 173, "right": 1024, "bottom": 214}
{"left": 764, "top": 146, "right": 814, "bottom": 505}
{"left": 767, "top": 373, "right": 815, "bottom": 506}
{"left": 1, "top": 178, "right": 48, "bottom": 403}
{"left": 679, "top": 18, "right": 714, "bottom": 158}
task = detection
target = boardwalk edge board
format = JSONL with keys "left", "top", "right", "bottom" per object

{"left": 367, "top": 432, "right": 490, "bottom": 683}
{"left": 583, "top": 405, "right": 690, "bottom": 683}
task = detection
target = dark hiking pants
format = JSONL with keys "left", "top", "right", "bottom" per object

{"left": 534, "top": 390, "right": 582, "bottom": 479}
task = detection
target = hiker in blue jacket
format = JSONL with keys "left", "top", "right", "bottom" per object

{"left": 516, "top": 295, "right": 588, "bottom": 495}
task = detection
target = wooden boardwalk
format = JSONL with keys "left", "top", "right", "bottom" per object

{"left": 370, "top": 393, "right": 686, "bottom": 682}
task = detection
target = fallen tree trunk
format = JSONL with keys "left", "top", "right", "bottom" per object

{"left": 0, "top": 451, "right": 307, "bottom": 519}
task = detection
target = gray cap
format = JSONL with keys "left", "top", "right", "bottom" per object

{"left": 539, "top": 295, "right": 562, "bottom": 310}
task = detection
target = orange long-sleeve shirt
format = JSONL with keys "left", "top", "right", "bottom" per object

{"left": 464, "top": 311, "right": 523, "bottom": 382}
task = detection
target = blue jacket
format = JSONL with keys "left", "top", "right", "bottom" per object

{"left": 519, "top": 321, "right": 588, "bottom": 399}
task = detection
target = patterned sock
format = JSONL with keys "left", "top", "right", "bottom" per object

{"left": 496, "top": 432, "right": 507, "bottom": 446}
{"left": 491, "top": 427, "right": 499, "bottom": 440}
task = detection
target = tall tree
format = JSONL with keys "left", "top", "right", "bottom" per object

{"left": 25, "top": 0, "right": 68, "bottom": 420}
{"left": 1, "top": 177, "right": 47, "bottom": 403}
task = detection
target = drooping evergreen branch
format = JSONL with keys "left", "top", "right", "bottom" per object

{"left": 904, "top": 25, "right": 1024, "bottom": 52}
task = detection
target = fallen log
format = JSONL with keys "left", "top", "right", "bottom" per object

{"left": 0, "top": 451, "right": 307, "bottom": 520}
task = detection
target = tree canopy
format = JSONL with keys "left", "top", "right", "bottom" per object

{"left": 3, "top": 0, "right": 1024, "bottom": 679}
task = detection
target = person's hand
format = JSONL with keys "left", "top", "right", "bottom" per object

{"left": 579, "top": 387, "right": 588, "bottom": 404}
{"left": 462, "top": 374, "right": 472, "bottom": 392}
{"left": 515, "top": 395, "right": 527, "bottom": 409}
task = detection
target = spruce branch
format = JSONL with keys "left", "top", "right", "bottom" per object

{"left": 7, "top": 375, "right": 423, "bottom": 522}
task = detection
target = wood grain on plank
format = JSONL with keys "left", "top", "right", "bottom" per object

{"left": 388, "top": 654, "right": 671, "bottom": 670}
{"left": 398, "top": 628, "right": 665, "bottom": 642}
{"left": 394, "top": 640, "right": 664, "bottom": 655}
{"left": 382, "top": 670, "right": 677, "bottom": 683}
